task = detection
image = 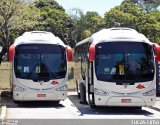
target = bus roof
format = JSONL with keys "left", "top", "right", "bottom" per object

{"left": 13, "top": 31, "right": 65, "bottom": 46}
{"left": 76, "top": 27, "right": 152, "bottom": 47}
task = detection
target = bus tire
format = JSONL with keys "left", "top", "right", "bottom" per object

{"left": 13, "top": 100, "right": 21, "bottom": 105}
{"left": 54, "top": 101, "right": 60, "bottom": 104}
{"left": 134, "top": 107, "right": 142, "bottom": 110}
{"left": 11, "top": 88, "right": 13, "bottom": 96}
{"left": 78, "top": 92, "right": 80, "bottom": 99}
{"left": 90, "top": 104, "right": 97, "bottom": 109}
{"left": 76, "top": 82, "right": 80, "bottom": 98}
{"left": 79, "top": 82, "right": 87, "bottom": 104}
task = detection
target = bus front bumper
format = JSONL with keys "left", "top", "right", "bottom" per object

{"left": 94, "top": 96, "right": 155, "bottom": 107}
{"left": 13, "top": 91, "right": 67, "bottom": 101}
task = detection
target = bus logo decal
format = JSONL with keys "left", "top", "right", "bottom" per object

{"left": 51, "top": 81, "right": 59, "bottom": 85}
{"left": 136, "top": 84, "right": 145, "bottom": 89}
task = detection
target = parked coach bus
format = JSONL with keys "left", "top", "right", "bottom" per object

{"left": 74, "top": 27, "right": 160, "bottom": 108}
{"left": 9, "top": 31, "right": 72, "bottom": 103}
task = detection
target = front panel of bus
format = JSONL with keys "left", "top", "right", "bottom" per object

{"left": 93, "top": 41, "right": 156, "bottom": 106}
{"left": 13, "top": 44, "right": 67, "bottom": 101}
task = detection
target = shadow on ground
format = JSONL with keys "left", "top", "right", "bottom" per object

{"left": 0, "top": 90, "right": 154, "bottom": 116}
{"left": 0, "top": 91, "right": 64, "bottom": 108}
{"left": 67, "top": 94, "right": 154, "bottom": 116}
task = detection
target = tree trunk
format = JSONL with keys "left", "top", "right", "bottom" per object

{"left": 2, "top": 19, "right": 10, "bottom": 61}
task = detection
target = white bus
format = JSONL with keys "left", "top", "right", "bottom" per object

{"left": 74, "top": 28, "right": 158, "bottom": 108}
{"left": 9, "top": 31, "right": 72, "bottom": 103}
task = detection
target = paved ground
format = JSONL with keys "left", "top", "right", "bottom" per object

{"left": 1, "top": 91, "right": 160, "bottom": 125}
{"left": 1, "top": 92, "right": 160, "bottom": 119}
{"left": 151, "top": 97, "right": 160, "bottom": 112}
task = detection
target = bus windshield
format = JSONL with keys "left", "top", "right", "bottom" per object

{"left": 14, "top": 44, "right": 67, "bottom": 80}
{"left": 95, "top": 42, "right": 154, "bottom": 83}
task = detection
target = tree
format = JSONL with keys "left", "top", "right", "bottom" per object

{"left": 0, "top": 0, "right": 21, "bottom": 50}
{"left": 138, "top": 10, "right": 160, "bottom": 42}
{"left": 0, "top": 0, "right": 40, "bottom": 46}
{"left": 104, "top": 1, "right": 160, "bottom": 43}
{"left": 69, "top": 9, "right": 105, "bottom": 46}
{"left": 10, "top": 3, "right": 40, "bottom": 32}
{"left": 35, "top": 0, "right": 64, "bottom": 11}
{"left": 122, "top": 0, "right": 160, "bottom": 42}
{"left": 85, "top": 11, "right": 105, "bottom": 33}
{"left": 81, "top": 29, "right": 91, "bottom": 40}
{"left": 122, "top": 0, "right": 160, "bottom": 13}
{"left": 34, "top": 0, "right": 72, "bottom": 45}
{"left": 0, "top": 0, "right": 40, "bottom": 62}
{"left": 104, "top": 2, "right": 141, "bottom": 29}
{"left": 68, "top": 8, "right": 87, "bottom": 46}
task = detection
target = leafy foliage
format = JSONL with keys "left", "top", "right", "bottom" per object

{"left": 104, "top": 2, "right": 160, "bottom": 43}
{"left": 34, "top": 0, "right": 73, "bottom": 45}
{"left": 0, "top": 0, "right": 40, "bottom": 62}
{"left": 69, "top": 8, "right": 104, "bottom": 46}
{"left": 0, "top": 0, "right": 40, "bottom": 47}
{"left": 123, "top": 0, "right": 160, "bottom": 13}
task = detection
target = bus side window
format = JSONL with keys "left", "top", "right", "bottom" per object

{"left": 74, "top": 48, "right": 78, "bottom": 62}
{"left": 80, "top": 45, "right": 84, "bottom": 80}
{"left": 81, "top": 43, "right": 88, "bottom": 80}
{"left": 77, "top": 47, "right": 82, "bottom": 80}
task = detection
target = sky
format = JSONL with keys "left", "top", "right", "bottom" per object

{"left": 56, "top": 0, "right": 124, "bottom": 16}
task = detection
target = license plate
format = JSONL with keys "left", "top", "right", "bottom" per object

{"left": 37, "top": 94, "right": 46, "bottom": 97}
{"left": 121, "top": 99, "right": 131, "bottom": 103}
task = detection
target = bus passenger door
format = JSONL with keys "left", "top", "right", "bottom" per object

{"left": 86, "top": 61, "right": 90, "bottom": 103}
{"left": 87, "top": 61, "right": 96, "bottom": 107}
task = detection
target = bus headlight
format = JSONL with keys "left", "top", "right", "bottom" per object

{"left": 13, "top": 85, "right": 26, "bottom": 92}
{"left": 56, "top": 85, "right": 67, "bottom": 91}
{"left": 94, "top": 88, "right": 109, "bottom": 96}
{"left": 143, "top": 89, "right": 155, "bottom": 96}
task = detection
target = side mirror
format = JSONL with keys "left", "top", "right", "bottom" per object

{"left": 89, "top": 44, "right": 95, "bottom": 61}
{"left": 66, "top": 46, "right": 72, "bottom": 62}
{"left": 9, "top": 44, "right": 15, "bottom": 61}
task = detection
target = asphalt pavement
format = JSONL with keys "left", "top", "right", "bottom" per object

{"left": 0, "top": 91, "right": 160, "bottom": 125}
{"left": 150, "top": 97, "right": 160, "bottom": 112}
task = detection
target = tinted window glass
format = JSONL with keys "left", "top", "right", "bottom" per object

{"left": 14, "top": 44, "right": 67, "bottom": 80}
{"left": 95, "top": 42, "right": 154, "bottom": 83}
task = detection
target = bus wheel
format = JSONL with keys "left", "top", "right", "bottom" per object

{"left": 76, "top": 82, "right": 80, "bottom": 98}
{"left": 53, "top": 101, "right": 60, "bottom": 104}
{"left": 134, "top": 107, "right": 142, "bottom": 110}
{"left": 78, "top": 92, "right": 80, "bottom": 98}
{"left": 11, "top": 88, "right": 13, "bottom": 96}
{"left": 13, "top": 100, "right": 21, "bottom": 105}
{"left": 90, "top": 104, "right": 97, "bottom": 109}
{"left": 79, "top": 82, "right": 87, "bottom": 104}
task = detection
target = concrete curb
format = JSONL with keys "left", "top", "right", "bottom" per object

{"left": 0, "top": 105, "right": 6, "bottom": 120}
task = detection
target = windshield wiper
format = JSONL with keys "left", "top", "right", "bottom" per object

{"left": 116, "top": 82, "right": 135, "bottom": 85}
{"left": 32, "top": 75, "right": 50, "bottom": 82}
